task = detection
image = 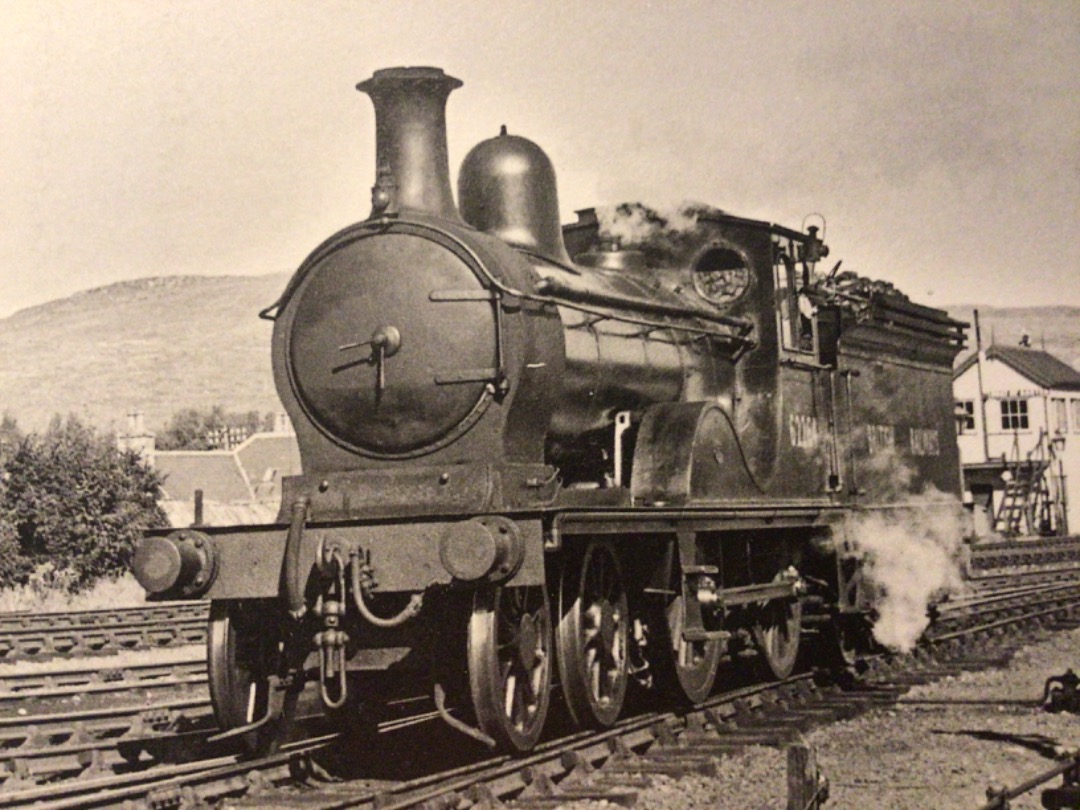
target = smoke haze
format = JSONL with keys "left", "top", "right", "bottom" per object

{"left": 595, "top": 201, "right": 717, "bottom": 247}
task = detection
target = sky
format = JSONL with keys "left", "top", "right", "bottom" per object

{"left": 1, "top": 1, "right": 1077, "bottom": 318}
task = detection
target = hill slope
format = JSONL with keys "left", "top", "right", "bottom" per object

{"left": 0, "top": 274, "right": 1076, "bottom": 436}
{"left": 945, "top": 305, "right": 1080, "bottom": 370}
{"left": 0, "top": 275, "right": 289, "bottom": 434}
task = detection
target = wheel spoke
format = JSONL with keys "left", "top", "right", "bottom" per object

{"left": 556, "top": 542, "right": 629, "bottom": 729}
{"left": 470, "top": 585, "right": 552, "bottom": 751}
{"left": 504, "top": 672, "right": 517, "bottom": 719}
{"left": 753, "top": 598, "right": 801, "bottom": 680}
{"left": 590, "top": 656, "right": 602, "bottom": 698}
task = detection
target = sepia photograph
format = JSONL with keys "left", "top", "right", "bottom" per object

{"left": 0, "top": 2, "right": 1078, "bottom": 808}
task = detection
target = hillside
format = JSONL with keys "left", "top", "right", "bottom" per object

{"left": 945, "top": 305, "right": 1080, "bottom": 370}
{"left": 0, "top": 274, "right": 1076, "bottom": 437}
{"left": 0, "top": 275, "right": 289, "bottom": 434}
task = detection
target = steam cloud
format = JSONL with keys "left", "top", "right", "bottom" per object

{"left": 850, "top": 491, "right": 968, "bottom": 652}
{"left": 837, "top": 443, "right": 969, "bottom": 652}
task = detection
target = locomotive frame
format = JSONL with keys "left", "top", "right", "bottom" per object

{"left": 132, "top": 66, "right": 967, "bottom": 753}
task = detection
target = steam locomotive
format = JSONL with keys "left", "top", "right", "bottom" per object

{"left": 132, "top": 67, "right": 967, "bottom": 752}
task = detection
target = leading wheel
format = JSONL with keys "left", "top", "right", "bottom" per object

{"left": 752, "top": 598, "right": 802, "bottom": 680}
{"left": 556, "top": 541, "right": 629, "bottom": 728}
{"left": 207, "top": 599, "right": 281, "bottom": 754}
{"left": 468, "top": 584, "right": 552, "bottom": 751}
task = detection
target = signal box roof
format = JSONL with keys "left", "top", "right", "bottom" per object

{"left": 955, "top": 344, "right": 1080, "bottom": 391}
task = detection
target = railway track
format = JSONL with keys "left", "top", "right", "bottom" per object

{"left": 966, "top": 536, "right": 1080, "bottom": 574}
{"left": 932, "top": 579, "right": 1080, "bottom": 627}
{"left": 0, "top": 602, "right": 207, "bottom": 662}
{"left": 0, "top": 699, "right": 215, "bottom": 796}
{"left": 0, "top": 601, "right": 207, "bottom": 632}
{"left": 5, "top": 573, "right": 1078, "bottom": 810}
{"left": 0, "top": 672, "right": 867, "bottom": 810}
{"left": 0, "top": 654, "right": 206, "bottom": 709}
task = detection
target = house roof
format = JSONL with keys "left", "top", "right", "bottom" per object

{"left": 155, "top": 451, "right": 253, "bottom": 502}
{"left": 955, "top": 345, "right": 1080, "bottom": 391}
{"left": 153, "top": 432, "right": 301, "bottom": 504}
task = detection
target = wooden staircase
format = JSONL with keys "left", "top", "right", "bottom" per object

{"left": 995, "top": 459, "right": 1051, "bottom": 535}
{"left": 994, "top": 429, "right": 1065, "bottom": 536}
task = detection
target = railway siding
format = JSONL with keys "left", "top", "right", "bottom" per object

{"left": 0, "top": 552, "right": 1078, "bottom": 808}
{"left": 0, "top": 603, "right": 207, "bottom": 662}
{"left": 809, "top": 623, "right": 1080, "bottom": 810}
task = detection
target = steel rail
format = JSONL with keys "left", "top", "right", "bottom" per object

{"left": 0, "top": 658, "right": 206, "bottom": 703}
{"left": 4, "top": 587, "right": 1079, "bottom": 809}
{"left": 935, "top": 581, "right": 1080, "bottom": 613}
{"left": 0, "top": 734, "right": 337, "bottom": 810}
{"left": 0, "top": 601, "right": 207, "bottom": 631}
{"left": 0, "top": 723, "right": 219, "bottom": 794}
{"left": 966, "top": 565, "right": 1080, "bottom": 591}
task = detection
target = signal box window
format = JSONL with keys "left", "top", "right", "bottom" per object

{"left": 1052, "top": 398, "right": 1068, "bottom": 434}
{"left": 1000, "top": 398, "right": 1029, "bottom": 431}
{"left": 956, "top": 400, "right": 975, "bottom": 433}
{"left": 1072, "top": 399, "right": 1080, "bottom": 434}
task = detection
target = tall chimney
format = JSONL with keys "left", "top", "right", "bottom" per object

{"left": 356, "top": 67, "right": 463, "bottom": 222}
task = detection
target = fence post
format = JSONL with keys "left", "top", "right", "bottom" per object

{"left": 787, "top": 738, "right": 824, "bottom": 810}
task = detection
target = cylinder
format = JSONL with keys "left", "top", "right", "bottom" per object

{"left": 356, "top": 67, "right": 463, "bottom": 222}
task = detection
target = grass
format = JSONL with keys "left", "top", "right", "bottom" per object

{"left": 0, "top": 566, "right": 147, "bottom": 613}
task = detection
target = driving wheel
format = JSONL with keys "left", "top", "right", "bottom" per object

{"left": 648, "top": 563, "right": 722, "bottom": 704}
{"left": 556, "top": 541, "right": 629, "bottom": 728}
{"left": 752, "top": 597, "right": 802, "bottom": 679}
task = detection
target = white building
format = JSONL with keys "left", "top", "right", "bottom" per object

{"left": 118, "top": 411, "right": 300, "bottom": 527}
{"left": 953, "top": 344, "right": 1080, "bottom": 537}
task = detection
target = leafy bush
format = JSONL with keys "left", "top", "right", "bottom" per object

{"left": 0, "top": 415, "right": 168, "bottom": 590}
{"left": 0, "top": 413, "right": 25, "bottom": 584}
{"left": 156, "top": 405, "right": 275, "bottom": 450}
{"left": 0, "top": 519, "right": 22, "bottom": 585}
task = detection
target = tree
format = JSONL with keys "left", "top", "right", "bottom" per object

{"left": 156, "top": 406, "right": 275, "bottom": 450}
{"left": 1, "top": 415, "right": 168, "bottom": 590}
{"left": 0, "top": 413, "right": 23, "bottom": 583}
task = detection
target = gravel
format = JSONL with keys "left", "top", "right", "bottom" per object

{"left": 550, "top": 626, "right": 1080, "bottom": 809}
{"left": 812, "top": 628, "right": 1080, "bottom": 810}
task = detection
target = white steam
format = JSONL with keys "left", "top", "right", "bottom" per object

{"left": 847, "top": 488, "right": 968, "bottom": 652}
{"left": 830, "top": 442, "right": 970, "bottom": 652}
